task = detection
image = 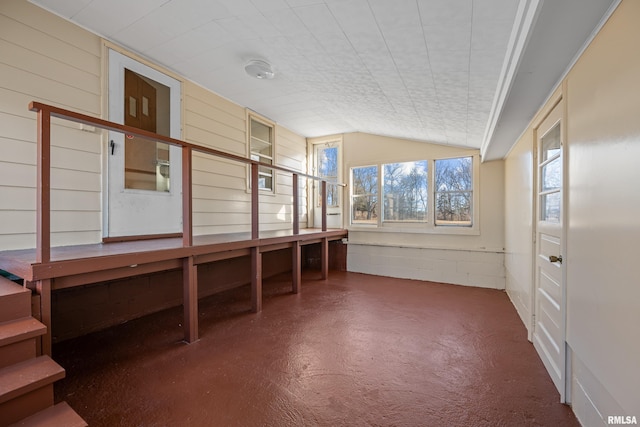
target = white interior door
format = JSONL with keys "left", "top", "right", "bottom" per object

{"left": 533, "top": 101, "right": 566, "bottom": 400}
{"left": 311, "top": 140, "right": 342, "bottom": 228}
{"left": 106, "top": 50, "right": 182, "bottom": 237}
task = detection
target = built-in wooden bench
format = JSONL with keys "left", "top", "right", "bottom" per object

{"left": 0, "top": 228, "right": 347, "bottom": 356}
{"left": 0, "top": 102, "right": 348, "bottom": 357}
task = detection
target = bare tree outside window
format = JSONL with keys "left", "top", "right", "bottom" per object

{"left": 317, "top": 146, "right": 339, "bottom": 207}
{"left": 435, "top": 157, "right": 472, "bottom": 226}
{"left": 383, "top": 161, "right": 428, "bottom": 222}
{"left": 351, "top": 166, "right": 378, "bottom": 223}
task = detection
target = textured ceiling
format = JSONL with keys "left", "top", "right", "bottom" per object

{"left": 30, "top": 0, "right": 617, "bottom": 159}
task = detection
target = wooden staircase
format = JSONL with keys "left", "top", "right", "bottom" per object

{"left": 0, "top": 276, "right": 86, "bottom": 427}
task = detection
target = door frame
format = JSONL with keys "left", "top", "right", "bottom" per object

{"left": 530, "top": 91, "right": 570, "bottom": 403}
{"left": 308, "top": 136, "right": 343, "bottom": 229}
{"left": 104, "top": 48, "right": 182, "bottom": 238}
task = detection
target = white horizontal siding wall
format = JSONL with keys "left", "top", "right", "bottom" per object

{"left": 184, "top": 81, "right": 251, "bottom": 235}
{"left": 184, "top": 81, "right": 307, "bottom": 235}
{"left": 343, "top": 132, "right": 505, "bottom": 289}
{"left": 348, "top": 243, "right": 505, "bottom": 289}
{"left": 268, "top": 125, "right": 307, "bottom": 231}
{"left": 0, "top": 1, "right": 102, "bottom": 250}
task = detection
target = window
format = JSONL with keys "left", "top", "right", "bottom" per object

{"left": 351, "top": 165, "right": 378, "bottom": 224}
{"left": 316, "top": 144, "right": 339, "bottom": 207}
{"left": 349, "top": 155, "right": 477, "bottom": 232}
{"left": 434, "top": 157, "right": 473, "bottom": 226}
{"left": 540, "top": 124, "right": 561, "bottom": 222}
{"left": 383, "top": 161, "right": 428, "bottom": 222}
{"left": 249, "top": 116, "right": 274, "bottom": 191}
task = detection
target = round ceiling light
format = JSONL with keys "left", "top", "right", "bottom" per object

{"left": 244, "top": 59, "right": 275, "bottom": 80}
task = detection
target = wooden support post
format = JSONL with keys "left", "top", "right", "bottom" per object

{"left": 251, "top": 247, "right": 262, "bottom": 313}
{"left": 292, "top": 173, "right": 299, "bottom": 235}
{"left": 36, "top": 108, "right": 51, "bottom": 263}
{"left": 251, "top": 163, "right": 259, "bottom": 240}
{"left": 292, "top": 240, "right": 301, "bottom": 294}
{"left": 182, "top": 257, "right": 198, "bottom": 343}
{"left": 321, "top": 237, "right": 329, "bottom": 280}
{"left": 182, "top": 146, "right": 193, "bottom": 247}
{"left": 35, "top": 279, "right": 52, "bottom": 356}
{"left": 321, "top": 181, "right": 327, "bottom": 232}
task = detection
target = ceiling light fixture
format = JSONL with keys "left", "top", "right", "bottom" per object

{"left": 244, "top": 59, "right": 275, "bottom": 80}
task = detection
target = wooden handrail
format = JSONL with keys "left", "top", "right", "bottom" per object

{"left": 29, "top": 102, "right": 346, "bottom": 183}
{"left": 29, "top": 101, "right": 344, "bottom": 262}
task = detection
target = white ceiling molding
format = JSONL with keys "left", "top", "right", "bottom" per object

{"left": 500, "top": 0, "right": 623, "bottom": 161}
{"left": 481, "top": 0, "right": 619, "bottom": 161}
{"left": 480, "top": 0, "right": 541, "bottom": 162}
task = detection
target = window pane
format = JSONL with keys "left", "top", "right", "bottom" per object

{"left": 125, "top": 135, "right": 170, "bottom": 192}
{"left": 317, "top": 146, "right": 339, "bottom": 208}
{"left": 542, "top": 191, "right": 561, "bottom": 223}
{"left": 250, "top": 118, "right": 273, "bottom": 191}
{"left": 435, "top": 157, "right": 472, "bottom": 191}
{"left": 383, "top": 161, "right": 428, "bottom": 222}
{"left": 542, "top": 156, "right": 562, "bottom": 191}
{"left": 352, "top": 195, "right": 378, "bottom": 224}
{"left": 435, "top": 192, "right": 472, "bottom": 225}
{"left": 352, "top": 166, "right": 377, "bottom": 196}
{"left": 318, "top": 146, "right": 338, "bottom": 177}
{"left": 351, "top": 166, "right": 378, "bottom": 224}
{"left": 435, "top": 157, "right": 473, "bottom": 226}
{"left": 542, "top": 124, "right": 561, "bottom": 161}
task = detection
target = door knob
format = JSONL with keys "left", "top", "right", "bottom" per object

{"left": 549, "top": 255, "right": 563, "bottom": 264}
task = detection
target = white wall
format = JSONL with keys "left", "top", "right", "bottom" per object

{"left": 0, "top": 0, "right": 102, "bottom": 249}
{"left": 503, "top": 132, "right": 534, "bottom": 327}
{"left": 184, "top": 82, "right": 307, "bottom": 236}
{"left": 564, "top": 0, "right": 640, "bottom": 420}
{"left": 0, "top": 2, "right": 307, "bottom": 251}
{"left": 343, "top": 132, "right": 505, "bottom": 289}
{"left": 503, "top": 0, "right": 640, "bottom": 422}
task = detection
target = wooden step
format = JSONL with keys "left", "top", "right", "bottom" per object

{"left": 0, "top": 318, "right": 46, "bottom": 369}
{"left": 0, "top": 277, "right": 31, "bottom": 324}
{"left": 0, "top": 356, "right": 65, "bottom": 425}
{"left": 8, "top": 402, "right": 87, "bottom": 427}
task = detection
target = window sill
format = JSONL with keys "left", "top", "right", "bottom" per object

{"left": 344, "top": 240, "right": 503, "bottom": 253}
{"left": 347, "top": 223, "right": 480, "bottom": 236}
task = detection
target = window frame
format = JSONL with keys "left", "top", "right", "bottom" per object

{"left": 434, "top": 156, "right": 474, "bottom": 228}
{"left": 314, "top": 142, "right": 341, "bottom": 209}
{"left": 350, "top": 164, "right": 379, "bottom": 226}
{"left": 247, "top": 112, "right": 276, "bottom": 194}
{"left": 348, "top": 155, "right": 480, "bottom": 235}
{"left": 382, "top": 160, "right": 429, "bottom": 224}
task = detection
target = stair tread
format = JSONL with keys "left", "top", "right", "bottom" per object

{"left": 0, "top": 317, "right": 46, "bottom": 347}
{"left": 9, "top": 402, "right": 87, "bottom": 427}
{"left": 0, "top": 356, "right": 65, "bottom": 404}
{"left": 0, "top": 276, "right": 28, "bottom": 298}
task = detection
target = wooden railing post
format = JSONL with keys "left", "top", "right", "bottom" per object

{"left": 321, "top": 180, "right": 327, "bottom": 232}
{"left": 292, "top": 174, "right": 299, "bottom": 235}
{"left": 321, "top": 237, "right": 329, "bottom": 280}
{"left": 251, "top": 247, "right": 262, "bottom": 313}
{"left": 251, "top": 163, "right": 259, "bottom": 240}
{"left": 36, "top": 108, "right": 51, "bottom": 263}
{"left": 36, "top": 279, "right": 52, "bottom": 356}
{"left": 182, "top": 146, "right": 193, "bottom": 247}
{"left": 182, "top": 256, "right": 198, "bottom": 342}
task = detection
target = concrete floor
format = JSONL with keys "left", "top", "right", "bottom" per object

{"left": 53, "top": 271, "right": 579, "bottom": 426}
